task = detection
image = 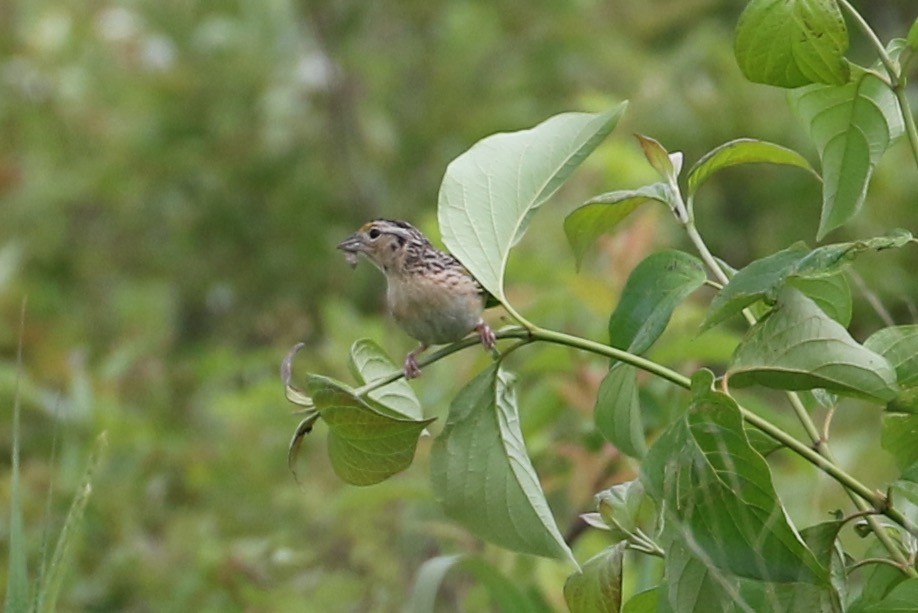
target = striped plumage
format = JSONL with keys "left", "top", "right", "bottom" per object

{"left": 337, "top": 219, "right": 496, "bottom": 378}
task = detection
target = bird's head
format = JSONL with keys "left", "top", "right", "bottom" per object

{"left": 337, "top": 219, "right": 431, "bottom": 274}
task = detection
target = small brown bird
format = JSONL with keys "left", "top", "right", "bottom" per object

{"left": 337, "top": 219, "right": 496, "bottom": 378}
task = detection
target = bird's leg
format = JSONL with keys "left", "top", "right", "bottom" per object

{"left": 476, "top": 320, "right": 497, "bottom": 352}
{"left": 404, "top": 344, "right": 428, "bottom": 379}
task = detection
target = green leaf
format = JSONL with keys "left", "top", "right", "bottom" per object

{"left": 663, "top": 536, "right": 735, "bottom": 612}
{"left": 792, "top": 230, "right": 913, "bottom": 277}
{"left": 862, "top": 578, "right": 918, "bottom": 612}
{"left": 882, "top": 414, "right": 918, "bottom": 471}
{"left": 621, "top": 588, "right": 661, "bottom": 613}
{"left": 635, "top": 134, "right": 677, "bottom": 180}
{"left": 596, "top": 479, "right": 646, "bottom": 540}
{"left": 787, "top": 274, "right": 851, "bottom": 327}
{"left": 430, "top": 364, "right": 574, "bottom": 562}
{"left": 438, "top": 105, "right": 627, "bottom": 302}
{"left": 865, "top": 326, "right": 918, "bottom": 412}
{"left": 703, "top": 242, "right": 810, "bottom": 330}
{"left": 728, "top": 288, "right": 898, "bottom": 402}
{"left": 564, "top": 182, "right": 673, "bottom": 269}
{"left": 348, "top": 339, "right": 423, "bottom": 419}
{"left": 907, "top": 18, "right": 918, "bottom": 50}
{"left": 608, "top": 250, "right": 706, "bottom": 354}
{"left": 867, "top": 324, "right": 918, "bottom": 387}
{"left": 6, "top": 376, "right": 29, "bottom": 613}
{"left": 406, "top": 555, "right": 538, "bottom": 613}
{"left": 642, "top": 381, "right": 828, "bottom": 584}
{"left": 595, "top": 364, "right": 647, "bottom": 459}
{"left": 564, "top": 543, "right": 625, "bottom": 613}
{"left": 704, "top": 232, "right": 911, "bottom": 330}
{"left": 308, "top": 375, "right": 434, "bottom": 486}
{"left": 35, "top": 433, "right": 108, "bottom": 613}
{"left": 687, "top": 138, "right": 818, "bottom": 197}
{"left": 734, "top": 0, "right": 849, "bottom": 88}
{"left": 788, "top": 73, "right": 904, "bottom": 239}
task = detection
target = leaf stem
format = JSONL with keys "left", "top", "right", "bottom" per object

{"left": 837, "top": 0, "right": 918, "bottom": 168}
{"left": 837, "top": 0, "right": 898, "bottom": 81}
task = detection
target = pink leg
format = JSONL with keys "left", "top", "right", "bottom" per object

{"left": 404, "top": 344, "right": 427, "bottom": 379}
{"left": 476, "top": 320, "right": 496, "bottom": 350}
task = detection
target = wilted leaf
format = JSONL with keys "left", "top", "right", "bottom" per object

{"left": 439, "top": 106, "right": 626, "bottom": 302}
{"left": 735, "top": 0, "right": 849, "bottom": 88}
{"left": 687, "top": 138, "right": 818, "bottom": 196}
{"left": 788, "top": 73, "right": 904, "bottom": 238}
{"left": 430, "top": 365, "right": 574, "bottom": 561}
{"left": 728, "top": 288, "right": 898, "bottom": 402}
{"left": 564, "top": 182, "right": 673, "bottom": 269}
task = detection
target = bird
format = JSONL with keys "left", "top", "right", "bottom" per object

{"left": 337, "top": 219, "right": 497, "bottom": 379}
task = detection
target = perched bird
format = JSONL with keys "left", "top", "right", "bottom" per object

{"left": 337, "top": 219, "right": 496, "bottom": 378}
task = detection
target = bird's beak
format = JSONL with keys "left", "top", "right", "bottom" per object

{"left": 336, "top": 233, "right": 366, "bottom": 254}
{"left": 337, "top": 233, "right": 366, "bottom": 269}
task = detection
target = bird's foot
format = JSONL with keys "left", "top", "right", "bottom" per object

{"left": 404, "top": 346, "right": 427, "bottom": 379}
{"left": 476, "top": 321, "right": 497, "bottom": 351}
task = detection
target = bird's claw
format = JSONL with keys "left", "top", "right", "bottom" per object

{"left": 404, "top": 352, "right": 423, "bottom": 379}
{"left": 476, "top": 321, "right": 496, "bottom": 350}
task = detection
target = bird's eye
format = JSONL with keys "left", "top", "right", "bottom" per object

{"left": 368, "top": 228, "right": 381, "bottom": 239}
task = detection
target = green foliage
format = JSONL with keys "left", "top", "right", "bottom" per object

{"left": 287, "top": 2, "right": 918, "bottom": 608}
{"left": 6, "top": 0, "right": 918, "bottom": 609}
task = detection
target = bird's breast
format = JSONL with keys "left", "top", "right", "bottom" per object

{"left": 387, "top": 273, "right": 483, "bottom": 346}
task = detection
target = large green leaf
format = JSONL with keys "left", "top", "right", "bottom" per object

{"left": 438, "top": 105, "right": 626, "bottom": 301}
{"left": 663, "top": 536, "right": 735, "bottom": 612}
{"left": 728, "top": 288, "right": 898, "bottom": 402}
{"left": 348, "top": 339, "right": 423, "bottom": 419}
{"left": 430, "top": 364, "right": 574, "bottom": 562}
{"left": 788, "top": 73, "right": 904, "bottom": 238}
{"left": 642, "top": 371, "right": 827, "bottom": 584}
{"left": 564, "top": 182, "right": 673, "bottom": 269}
{"left": 308, "top": 375, "right": 434, "bottom": 486}
{"left": 595, "top": 364, "right": 646, "bottom": 459}
{"left": 687, "top": 138, "right": 818, "bottom": 197}
{"left": 734, "top": 0, "right": 849, "bottom": 88}
{"left": 564, "top": 543, "right": 625, "bottom": 613}
{"left": 608, "top": 250, "right": 706, "bottom": 354}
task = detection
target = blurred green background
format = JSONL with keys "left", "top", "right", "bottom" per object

{"left": 1, "top": 0, "right": 915, "bottom": 610}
